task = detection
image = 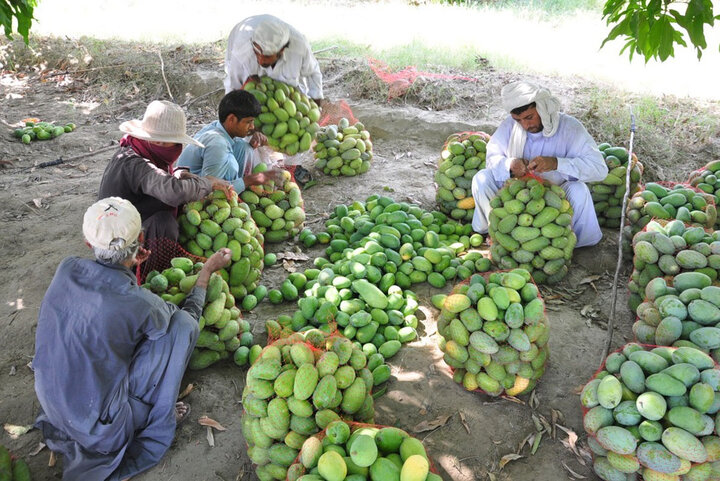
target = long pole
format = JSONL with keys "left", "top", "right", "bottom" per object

{"left": 601, "top": 109, "right": 636, "bottom": 363}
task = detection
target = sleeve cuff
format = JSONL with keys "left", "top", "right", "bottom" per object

{"left": 233, "top": 177, "right": 245, "bottom": 193}
{"left": 555, "top": 158, "right": 578, "bottom": 181}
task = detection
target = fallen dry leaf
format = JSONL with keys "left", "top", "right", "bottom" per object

{"left": 9, "top": 366, "right": 15, "bottom": 376}
{"left": 29, "top": 442, "right": 46, "bottom": 456}
{"left": 77, "top": 163, "right": 88, "bottom": 172}
{"left": 178, "top": 383, "right": 194, "bottom": 400}
{"left": 49, "top": 451, "right": 56, "bottom": 467}
{"left": 282, "top": 259, "right": 297, "bottom": 273}
{"left": 4, "top": 424, "right": 33, "bottom": 439}
{"left": 501, "top": 395, "right": 526, "bottom": 405}
{"left": 562, "top": 461, "right": 586, "bottom": 479}
{"left": 32, "top": 198, "right": 43, "bottom": 208}
{"left": 459, "top": 411, "right": 470, "bottom": 434}
{"left": 557, "top": 424, "right": 581, "bottom": 457}
{"left": 529, "top": 390, "right": 539, "bottom": 410}
{"left": 573, "top": 384, "right": 585, "bottom": 395}
{"left": 531, "top": 431, "right": 543, "bottom": 455}
{"left": 0, "top": 159, "right": 14, "bottom": 167}
{"left": 277, "top": 251, "right": 310, "bottom": 262}
{"left": 413, "top": 413, "right": 452, "bottom": 433}
{"left": 198, "top": 416, "right": 226, "bottom": 431}
{"left": 519, "top": 432, "right": 534, "bottom": 452}
{"left": 499, "top": 453, "right": 524, "bottom": 469}
{"left": 579, "top": 275, "right": 602, "bottom": 285}
{"left": 206, "top": 425, "right": 215, "bottom": 447}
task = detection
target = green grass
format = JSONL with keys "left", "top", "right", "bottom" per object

{"left": 422, "top": 0, "right": 604, "bottom": 16}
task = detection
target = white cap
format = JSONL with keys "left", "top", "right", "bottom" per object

{"left": 252, "top": 19, "right": 290, "bottom": 55}
{"left": 83, "top": 197, "right": 142, "bottom": 250}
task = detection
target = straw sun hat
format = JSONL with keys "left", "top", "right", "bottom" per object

{"left": 119, "top": 100, "right": 203, "bottom": 147}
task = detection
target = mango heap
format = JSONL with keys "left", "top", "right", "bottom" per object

{"left": 286, "top": 420, "right": 441, "bottom": 481}
{"left": 0, "top": 445, "right": 30, "bottom": 481}
{"left": 435, "top": 132, "right": 490, "bottom": 223}
{"left": 13, "top": 120, "right": 76, "bottom": 144}
{"left": 241, "top": 336, "right": 375, "bottom": 481}
{"left": 590, "top": 143, "right": 643, "bottom": 228}
{"left": 241, "top": 165, "right": 306, "bottom": 243}
{"left": 178, "top": 190, "right": 264, "bottom": 303}
{"left": 628, "top": 219, "right": 720, "bottom": 313}
{"left": 142, "top": 257, "right": 253, "bottom": 370}
{"left": 242, "top": 76, "right": 320, "bottom": 155}
{"left": 583, "top": 343, "right": 720, "bottom": 481}
{"left": 625, "top": 182, "right": 716, "bottom": 236}
{"left": 688, "top": 160, "right": 720, "bottom": 228}
{"left": 488, "top": 177, "right": 575, "bottom": 284}
{"left": 436, "top": 270, "right": 549, "bottom": 397}
{"left": 635, "top": 271, "right": 720, "bottom": 356}
{"left": 313, "top": 118, "right": 374, "bottom": 176}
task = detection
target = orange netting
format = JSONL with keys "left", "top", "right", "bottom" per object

{"left": 368, "top": 57, "right": 480, "bottom": 100}
{"left": 318, "top": 100, "right": 358, "bottom": 127}
{"left": 285, "top": 421, "right": 441, "bottom": 480}
{"left": 136, "top": 237, "right": 205, "bottom": 284}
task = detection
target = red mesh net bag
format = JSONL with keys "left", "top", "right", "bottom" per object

{"left": 368, "top": 57, "right": 480, "bottom": 100}
{"left": 435, "top": 131, "right": 490, "bottom": 223}
{"left": 284, "top": 420, "right": 443, "bottom": 480}
{"left": 319, "top": 100, "right": 358, "bottom": 127}
{"left": 240, "top": 335, "right": 376, "bottom": 480}
{"left": 626, "top": 181, "right": 717, "bottom": 236}
{"left": 436, "top": 270, "right": 549, "bottom": 399}
{"left": 581, "top": 343, "right": 720, "bottom": 479}
{"left": 136, "top": 237, "right": 204, "bottom": 285}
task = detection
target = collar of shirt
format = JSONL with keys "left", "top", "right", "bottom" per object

{"left": 95, "top": 258, "right": 138, "bottom": 284}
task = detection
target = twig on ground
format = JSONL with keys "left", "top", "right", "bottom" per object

{"left": 183, "top": 87, "right": 224, "bottom": 108}
{"left": 158, "top": 50, "right": 174, "bottom": 101}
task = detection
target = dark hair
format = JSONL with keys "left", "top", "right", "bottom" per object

{"left": 219, "top": 90, "right": 262, "bottom": 123}
{"left": 510, "top": 102, "right": 536, "bottom": 116}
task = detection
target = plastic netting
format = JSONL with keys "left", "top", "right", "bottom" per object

{"left": 136, "top": 237, "right": 205, "bottom": 285}
{"left": 581, "top": 343, "right": 720, "bottom": 479}
{"left": 368, "top": 57, "right": 480, "bottom": 100}
{"left": 318, "top": 100, "right": 358, "bottom": 127}
{"left": 285, "top": 421, "right": 442, "bottom": 480}
{"left": 437, "top": 270, "right": 550, "bottom": 399}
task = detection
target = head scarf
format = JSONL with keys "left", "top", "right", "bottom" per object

{"left": 120, "top": 134, "right": 182, "bottom": 174}
{"left": 252, "top": 18, "right": 290, "bottom": 55}
{"left": 501, "top": 81, "right": 562, "bottom": 159}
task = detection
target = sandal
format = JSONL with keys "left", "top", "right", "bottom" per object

{"left": 175, "top": 401, "right": 191, "bottom": 425}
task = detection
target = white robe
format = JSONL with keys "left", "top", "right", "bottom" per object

{"left": 223, "top": 15, "right": 323, "bottom": 99}
{"left": 471, "top": 113, "right": 608, "bottom": 248}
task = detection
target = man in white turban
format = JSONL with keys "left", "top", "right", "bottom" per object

{"left": 224, "top": 15, "right": 324, "bottom": 103}
{"left": 471, "top": 81, "right": 608, "bottom": 247}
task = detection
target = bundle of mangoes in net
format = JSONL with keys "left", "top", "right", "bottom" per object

{"left": 688, "top": 160, "right": 720, "bottom": 228}
{"left": 590, "top": 142, "right": 643, "bottom": 228}
{"left": 313, "top": 118, "right": 374, "bottom": 176}
{"left": 627, "top": 219, "right": 720, "bottom": 313}
{"left": 583, "top": 343, "right": 720, "bottom": 481}
{"left": 488, "top": 176, "right": 575, "bottom": 284}
{"left": 286, "top": 420, "right": 442, "bottom": 481}
{"left": 241, "top": 336, "right": 375, "bottom": 481}
{"left": 435, "top": 132, "right": 490, "bottom": 223}
{"left": 435, "top": 269, "right": 549, "bottom": 397}
{"left": 12, "top": 119, "right": 76, "bottom": 144}
{"left": 625, "top": 182, "right": 716, "bottom": 237}
{"left": 242, "top": 76, "right": 321, "bottom": 155}
{"left": 142, "top": 257, "right": 254, "bottom": 369}
{"left": 178, "top": 190, "right": 264, "bottom": 304}
{"left": 240, "top": 165, "right": 305, "bottom": 243}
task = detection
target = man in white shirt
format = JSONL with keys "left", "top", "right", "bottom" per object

{"left": 224, "top": 15, "right": 323, "bottom": 104}
{"left": 471, "top": 81, "right": 608, "bottom": 247}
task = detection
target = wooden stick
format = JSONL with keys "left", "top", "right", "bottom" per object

{"left": 158, "top": 50, "right": 174, "bottom": 101}
{"left": 182, "top": 87, "right": 224, "bottom": 108}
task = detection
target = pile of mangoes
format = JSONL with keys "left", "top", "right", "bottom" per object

{"left": 286, "top": 420, "right": 441, "bottom": 481}
{"left": 488, "top": 177, "right": 575, "bottom": 284}
{"left": 178, "top": 190, "right": 264, "bottom": 303}
{"left": 628, "top": 219, "right": 720, "bottom": 313}
{"left": 583, "top": 343, "right": 720, "bottom": 481}
{"left": 142, "top": 257, "right": 253, "bottom": 369}
{"left": 12, "top": 120, "right": 76, "bottom": 144}
{"left": 626, "top": 182, "right": 716, "bottom": 236}
{"left": 242, "top": 76, "right": 320, "bottom": 155}
{"left": 241, "top": 336, "right": 375, "bottom": 481}
{"left": 436, "top": 269, "right": 549, "bottom": 397}
{"left": 688, "top": 160, "right": 720, "bottom": 228}
{"left": 435, "top": 132, "right": 490, "bottom": 223}
{"left": 241, "top": 165, "right": 305, "bottom": 243}
{"left": 313, "top": 118, "right": 374, "bottom": 176}
{"left": 590, "top": 143, "right": 643, "bottom": 228}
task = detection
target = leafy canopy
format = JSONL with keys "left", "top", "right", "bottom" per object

{"left": 1, "top": 0, "right": 38, "bottom": 44}
{"left": 601, "top": 0, "right": 719, "bottom": 62}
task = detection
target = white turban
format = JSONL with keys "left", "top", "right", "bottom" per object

{"left": 501, "top": 81, "right": 561, "bottom": 138}
{"left": 252, "top": 19, "right": 291, "bottom": 55}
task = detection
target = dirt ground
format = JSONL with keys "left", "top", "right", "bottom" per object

{"left": 0, "top": 41, "right": 715, "bottom": 481}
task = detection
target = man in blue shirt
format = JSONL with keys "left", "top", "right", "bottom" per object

{"left": 177, "top": 90, "right": 282, "bottom": 192}
{"left": 33, "top": 197, "right": 232, "bottom": 480}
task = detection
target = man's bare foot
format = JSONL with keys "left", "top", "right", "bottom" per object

{"left": 175, "top": 401, "right": 191, "bottom": 424}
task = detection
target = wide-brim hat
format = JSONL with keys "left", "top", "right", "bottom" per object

{"left": 119, "top": 100, "right": 204, "bottom": 147}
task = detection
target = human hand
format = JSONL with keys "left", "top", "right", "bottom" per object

{"left": 249, "top": 131, "right": 267, "bottom": 149}
{"left": 313, "top": 98, "right": 325, "bottom": 109}
{"left": 206, "top": 176, "right": 233, "bottom": 200}
{"left": 248, "top": 75, "right": 262, "bottom": 84}
{"left": 176, "top": 170, "right": 198, "bottom": 180}
{"left": 245, "top": 168, "right": 284, "bottom": 187}
{"left": 203, "top": 248, "right": 232, "bottom": 273}
{"left": 527, "top": 156, "right": 558, "bottom": 173}
{"left": 134, "top": 246, "right": 151, "bottom": 266}
{"left": 509, "top": 158, "right": 528, "bottom": 178}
